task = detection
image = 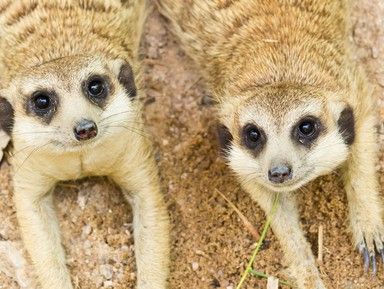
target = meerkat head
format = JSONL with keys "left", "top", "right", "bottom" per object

{"left": 218, "top": 84, "right": 355, "bottom": 193}
{"left": 0, "top": 55, "right": 139, "bottom": 155}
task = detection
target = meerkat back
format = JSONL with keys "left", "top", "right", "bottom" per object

{"left": 0, "top": 1, "right": 169, "bottom": 289}
{"left": 158, "top": 0, "right": 381, "bottom": 288}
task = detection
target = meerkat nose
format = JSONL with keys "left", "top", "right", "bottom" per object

{"left": 268, "top": 165, "right": 292, "bottom": 184}
{"left": 74, "top": 119, "right": 98, "bottom": 141}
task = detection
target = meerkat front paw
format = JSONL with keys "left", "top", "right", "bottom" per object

{"left": 293, "top": 275, "right": 327, "bottom": 289}
{"left": 355, "top": 224, "right": 384, "bottom": 274}
{"left": 303, "top": 279, "right": 327, "bottom": 289}
{"left": 289, "top": 264, "right": 328, "bottom": 289}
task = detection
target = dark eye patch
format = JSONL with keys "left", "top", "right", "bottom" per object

{"left": 292, "top": 116, "right": 322, "bottom": 147}
{"left": 241, "top": 123, "right": 266, "bottom": 156}
{"left": 337, "top": 106, "right": 355, "bottom": 145}
{"left": 82, "top": 75, "right": 110, "bottom": 107}
{"left": 118, "top": 63, "right": 137, "bottom": 99}
{"left": 217, "top": 124, "right": 233, "bottom": 156}
{"left": 26, "top": 91, "right": 58, "bottom": 124}
{"left": 0, "top": 97, "right": 14, "bottom": 135}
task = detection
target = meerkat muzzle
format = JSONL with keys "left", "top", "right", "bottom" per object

{"left": 74, "top": 119, "right": 98, "bottom": 141}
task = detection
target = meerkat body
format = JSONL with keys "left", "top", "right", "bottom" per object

{"left": 0, "top": 1, "right": 170, "bottom": 289}
{"left": 158, "top": 0, "right": 382, "bottom": 288}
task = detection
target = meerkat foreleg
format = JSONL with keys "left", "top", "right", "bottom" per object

{"left": 129, "top": 187, "right": 170, "bottom": 289}
{"left": 242, "top": 183, "right": 326, "bottom": 289}
{"left": 343, "top": 115, "right": 384, "bottom": 272}
{"left": 13, "top": 171, "right": 72, "bottom": 289}
{"left": 112, "top": 147, "right": 170, "bottom": 289}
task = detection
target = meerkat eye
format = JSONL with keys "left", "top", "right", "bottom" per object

{"left": 88, "top": 78, "right": 105, "bottom": 97}
{"left": 299, "top": 120, "right": 316, "bottom": 136}
{"left": 33, "top": 93, "right": 51, "bottom": 110}
{"left": 242, "top": 123, "right": 265, "bottom": 150}
{"left": 30, "top": 92, "right": 55, "bottom": 114}
{"left": 27, "top": 91, "right": 57, "bottom": 121}
{"left": 294, "top": 117, "right": 321, "bottom": 145}
{"left": 83, "top": 75, "right": 109, "bottom": 105}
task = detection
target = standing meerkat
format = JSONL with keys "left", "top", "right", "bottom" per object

{"left": 0, "top": 1, "right": 170, "bottom": 288}
{"left": 157, "top": 0, "right": 382, "bottom": 288}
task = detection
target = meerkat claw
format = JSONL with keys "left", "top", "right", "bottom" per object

{"left": 371, "top": 254, "right": 377, "bottom": 275}
{"left": 359, "top": 245, "right": 370, "bottom": 273}
{"left": 380, "top": 249, "right": 384, "bottom": 263}
{"left": 358, "top": 241, "right": 381, "bottom": 274}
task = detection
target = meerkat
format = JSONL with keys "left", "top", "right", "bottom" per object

{"left": 0, "top": 1, "right": 170, "bottom": 288}
{"left": 157, "top": 0, "right": 382, "bottom": 288}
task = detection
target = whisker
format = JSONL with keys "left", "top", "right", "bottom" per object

{"left": 312, "top": 164, "right": 342, "bottom": 177}
{"left": 12, "top": 131, "right": 57, "bottom": 136}
{"left": 104, "top": 125, "right": 151, "bottom": 139}
{"left": 10, "top": 144, "right": 36, "bottom": 157}
{"left": 99, "top": 110, "right": 135, "bottom": 123}
{"left": 14, "top": 141, "right": 53, "bottom": 175}
{"left": 100, "top": 119, "right": 146, "bottom": 127}
{"left": 102, "top": 123, "right": 148, "bottom": 133}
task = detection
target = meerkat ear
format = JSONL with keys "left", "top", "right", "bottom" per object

{"left": 217, "top": 123, "right": 233, "bottom": 156}
{"left": 0, "top": 97, "right": 14, "bottom": 162}
{"left": 110, "top": 59, "right": 137, "bottom": 99}
{"left": 337, "top": 106, "right": 355, "bottom": 145}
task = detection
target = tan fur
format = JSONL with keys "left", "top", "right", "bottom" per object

{"left": 157, "top": 0, "right": 381, "bottom": 288}
{"left": 0, "top": 1, "right": 170, "bottom": 289}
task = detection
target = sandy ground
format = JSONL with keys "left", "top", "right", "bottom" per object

{"left": 0, "top": 1, "right": 384, "bottom": 288}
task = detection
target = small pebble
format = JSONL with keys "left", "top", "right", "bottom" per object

{"left": 191, "top": 262, "right": 199, "bottom": 271}
{"left": 82, "top": 224, "right": 92, "bottom": 237}
{"left": 100, "top": 264, "right": 113, "bottom": 280}
{"left": 103, "top": 280, "right": 113, "bottom": 288}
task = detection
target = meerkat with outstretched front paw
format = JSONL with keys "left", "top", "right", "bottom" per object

{"left": 157, "top": 0, "right": 382, "bottom": 288}
{"left": 0, "top": 1, "right": 169, "bottom": 288}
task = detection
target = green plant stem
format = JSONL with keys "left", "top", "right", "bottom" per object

{"left": 249, "top": 270, "right": 295, "bottom": 288}
{"left": 235, "top": 193, "right": 280, "bottom": 289}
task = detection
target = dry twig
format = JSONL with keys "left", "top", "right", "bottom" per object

{"left": 215, "top": 189, "right": 260, "bottom": 240}
{"left": 317, "top": 224, "right": 324, "bottom": 263}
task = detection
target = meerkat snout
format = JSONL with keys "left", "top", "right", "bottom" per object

{"left": 268, "top": 163, "right": 293, "bottom": 184}
{"left": 74, "top": 119, "right": 98, "bottom": 141}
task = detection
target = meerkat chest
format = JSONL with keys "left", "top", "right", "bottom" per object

{"left": 11, "top": 136, "right": 129, "bottom": 181}
{"left": 79, "top": 140, "right": 127, "bottom": 177}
